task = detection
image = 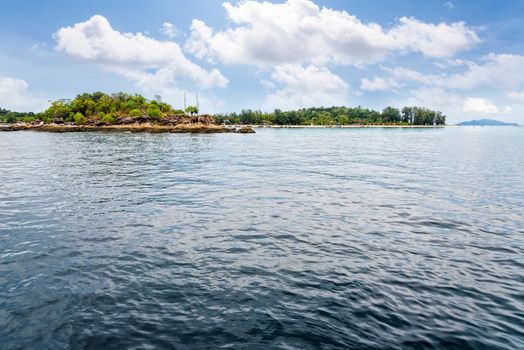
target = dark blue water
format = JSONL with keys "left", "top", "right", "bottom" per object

{"left": 1, "top": 128, "right": 523, "bottom": 349}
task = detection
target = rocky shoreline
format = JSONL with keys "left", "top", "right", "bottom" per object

{"left": 0, "top": 123, "right": 255, "bottom": 134}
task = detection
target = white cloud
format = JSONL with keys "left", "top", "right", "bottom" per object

{"left": 444, "top": 54, "right": 524, "bottom": 90}
{"left": 185, "top": 0, "right": 479, "bottom": 67}
{"left": 401, "top": 87, "right": 464, "bottom": 113}
{"left": 444, "top": 2, "right": 455, "bottom": 10}
{"left": 388, "top": 17, "right": 477, "bottom": 58}
{"left": 360, "top": 76, "right": 400, "bottom": 91}
{"left": 29, "top": 42, "right": 47, "bottom": 51}
{"left": 462, "top": 97, "right": 511, "bottom": 114}
{"left": 0, "top": 77, "right": 48, "bottom": 112}
{"left": 378, "top": 54, "right": 524, "bottom": 93}
{"left": 160, "top": 22, "right": 182, "bottom": 38}
{"left": 54, "top": 15, "right": 228, "bottom": 89}
{"left": 394, "top": 87, "right": 514, "bottom": 124}
{"left": 384, "top": 66, "right": 428, "bottom": 83}
{"left": 264, "top": 64, "right": 349, "bottom": 109}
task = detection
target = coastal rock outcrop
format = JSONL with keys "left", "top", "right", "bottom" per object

{"left": 235, "top": 126, "right": 256, "bottom": 133}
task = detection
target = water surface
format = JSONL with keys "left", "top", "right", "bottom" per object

{"left": 1, "top": 128, "right": 523, "bottom": 349}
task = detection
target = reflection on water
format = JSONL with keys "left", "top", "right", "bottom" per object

{"left": 0, "top": 128, "right": 523, "bottom": 349}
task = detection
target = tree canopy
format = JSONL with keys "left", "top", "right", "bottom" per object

{"left": 214, "top": 106, "right": 446, "bottom": 126}
{"left": 0, "top": 108, "right": 35, "bottom": 123}
{"left": 1, "top": 92, "right": 184, "bottom": 125}
{"left": 2, "top": 93, "right": 446, "bottom": 126}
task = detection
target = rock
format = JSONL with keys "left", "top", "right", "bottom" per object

{"left": 236, "top": 126, "right": 256, "bottom": 133}
{"left": 118, "top": 117, "right": 134, "bottom": 125}
{"left": 190, "top": 114, "right": 215, "bottom": 125}
{"left": 52, "top": 118, "right": 64, "bottom": 125}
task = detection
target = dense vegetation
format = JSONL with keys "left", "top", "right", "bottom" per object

{"left": 0, "top": 108, "right": 35, "bottom": 123}
{"left": 2, "top": 93, "right": 446, "bottom": 126}
{"left": 1, "top": 92, "right": 198, "bottom": 125}
{"left": 214, "top": 106, "right": 446, "bottom": 126}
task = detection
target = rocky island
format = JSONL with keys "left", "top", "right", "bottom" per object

{"left": 0, "top": 92, "right": 254, "bottom": 134}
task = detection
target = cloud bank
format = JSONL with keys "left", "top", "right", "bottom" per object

{"left": 185, "top": 0, "right": 479, "bottom": 66}
{"left": 54, "top": 15, "right": 228, "bottom": 89}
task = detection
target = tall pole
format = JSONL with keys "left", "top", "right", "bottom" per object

{"left": 196, "top": 92, "right": 199, "bottom": 113}
{"left": 184, "top": 92, "right": 187, "bottom": 111}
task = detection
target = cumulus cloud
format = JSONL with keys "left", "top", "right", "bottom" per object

{"left": 183, "top": 0, "right": 478, "bottom": 109}
{"left": 160, "top": 22, "right": 182, "bottom": 38}
{"left": 264, "top": 65, "right": 349, "bottom": 109}
{"left": 462, "top": 97, "right": 511, "bottom": 114}
{"left": 375, "top": 54, "right": 524, "bottom": 93}
{"left": 444, "top": 54, "right": 524, "bottom": 90}
{"left": 444, "top": 2, "right": 455, "bottom": 10}
{"left": 0, "top": 77, "right": 48, "bottom": 112}
{"left": 395, "top": 87, "right": 513, "bottom": 124}
{"left": 185, "top": 0, "right": 479, "bottom": 66}
{"left": 360, "top": 76, "right": 400, "bottom": 91}
{"left": 54, "top": 15, "right": 228, "bottom": 89}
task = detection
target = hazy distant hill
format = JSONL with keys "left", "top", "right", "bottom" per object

{"left": 457, "top": 119, "right": 519, "bottom": 126}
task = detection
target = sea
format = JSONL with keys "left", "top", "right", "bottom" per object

{"left": 1, "top": 127, "right": 523, "bottom": 349}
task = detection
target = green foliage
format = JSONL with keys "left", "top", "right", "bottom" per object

{"left": 147, "top": 104, "right": 162, "bottom": 119}
{"left": 125, "top": 100, "right": 137, "bottom": 111}
{"left": 44, "top": 101, "right": 70, "bottom": 122}
{"left": 159, "top": 102, "right": 172, "bottom": 113}
{"left": 2, "top": 92, "right": 447, "bottom": 127}
{"left": 185, "top": 106, "right": 199, "bottom": 115}
{"left": 214, "top": 106, "right": 446, "bottom": 126}
{"left": 73, "top": 112, "right": 87, "bottom": 125}
{"left": 129, "top": 109, "right": 142, "bottom": 117}
{"left": 101, "top": 113, "right": 117, "bottom": 125}
{"left": 0, "top": 108, "right": 36, "bottom": 123}
{"left": 382, "top": 106, "right": 401, "bottom": 123}
{"left": 32, "top": 92, "right": 179, "bottom": 124}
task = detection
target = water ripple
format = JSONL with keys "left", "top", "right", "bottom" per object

{"left": 0, "top": 128, "right": 523, "bottom": 349}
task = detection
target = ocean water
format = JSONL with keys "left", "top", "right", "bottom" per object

{"left": 0, "top": 127, "right": 523, "bottom": 349}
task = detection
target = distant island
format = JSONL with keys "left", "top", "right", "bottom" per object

{"left": 0, "top": 92, "right": 253, "bottom": 133}
{"left": 1, "top": 92, "right": 448, "bottom": 132}
{"left": 457, "top": 119, "right": 519, "bottom": 126}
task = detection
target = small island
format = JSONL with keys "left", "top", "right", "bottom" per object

{"left": 457, "top": 119, "right": 520, "bottom": 127}
{"left": 0, "top": 92, "right": 254, "bottom": 134}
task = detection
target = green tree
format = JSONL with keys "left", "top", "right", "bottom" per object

{"left": 382, "top": 106, "right": 401, "bottom": 123}
{"left": 74, "top": 112, "right": 87, "bottom": 125}
{"left": 101, "top": 113, "right": 117, "bottom": 125}
{"left": 129, "top": 109, "right": 142, "bottom": 117}
{"left": 147, "top": 104, "right": 162, "bottom": 118}
{"left": 185, "top": 106, "right": 199, "bottom": 116}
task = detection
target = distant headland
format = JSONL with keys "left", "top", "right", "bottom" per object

{"left": 456, "top": 119, "right": 519, "bottom": 127}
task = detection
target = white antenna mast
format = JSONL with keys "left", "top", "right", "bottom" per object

{"left": 196, "top": 92, "right": 199, "bottom": 112}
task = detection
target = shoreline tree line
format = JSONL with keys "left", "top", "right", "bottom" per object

{"left": 214, "top": 106, "right": 446, "bottom": 126}
{"left": 1, "top": 92, "right": 446, "bottom": 126}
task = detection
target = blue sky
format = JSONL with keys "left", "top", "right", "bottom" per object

{"left": 1, "top": 0, "right": 524, "bottom": 123}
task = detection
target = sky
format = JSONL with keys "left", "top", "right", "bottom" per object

{"left": 1, "top": 0, "right": 524, "bottom": 124}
